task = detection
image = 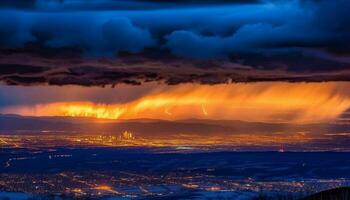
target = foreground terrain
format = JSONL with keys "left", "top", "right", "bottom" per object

{"left": 1, "top": 139, "right": 350, "bottom": 199}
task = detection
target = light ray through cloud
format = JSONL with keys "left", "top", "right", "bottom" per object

{"left": 2, "top": 82, "right": 350, "bottom": 123}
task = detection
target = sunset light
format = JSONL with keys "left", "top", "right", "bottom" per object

{"left": 2, "top": 82, "right": 350, "bottom": 123}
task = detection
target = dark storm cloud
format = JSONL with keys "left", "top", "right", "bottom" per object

{"left": 0, "top": 11, "right": 156, "bottom": 56}
{"left": 1, "top": 49, "right": 350, "bottom": 86}
{"left": 0, "top": 0, "right": 348, "bottom": 56}
{"left": 0, "top": 0, "right": 349, "bottom": 86}
{"left": 0, "top": 0, "right": 260, "bottom": 10}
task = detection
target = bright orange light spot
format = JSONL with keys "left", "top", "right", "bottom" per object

{"left": 94, "top": 185, "right": 120, "bottom": 194}
{"left": 208, "top": 186, "right": 221, "bottom": 191}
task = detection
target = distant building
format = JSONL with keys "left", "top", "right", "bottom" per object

{"left": 120, "top": 131, "right": 135, "bottom": 141}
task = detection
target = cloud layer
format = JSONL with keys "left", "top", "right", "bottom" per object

{"left": 0, "top": 0, "right": 349, "bottom": 86}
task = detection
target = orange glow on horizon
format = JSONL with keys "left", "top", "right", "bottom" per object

{"left": 2, "top": 82, "right": 350, "bottom": 123}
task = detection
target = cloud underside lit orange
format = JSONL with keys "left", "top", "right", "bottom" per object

{"left": 2, "top": 82, "right": 350, "bottom": 123}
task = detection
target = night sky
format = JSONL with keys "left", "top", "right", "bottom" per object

{"left": 0, "top": 0, "right": 349, "bottom": 86}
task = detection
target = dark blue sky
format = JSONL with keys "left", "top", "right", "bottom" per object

{"left": 0, "top": 0, "right": 349, "bottom": 86}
